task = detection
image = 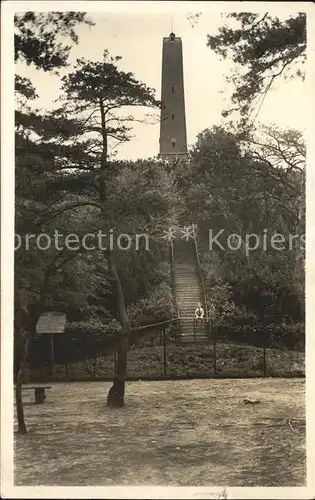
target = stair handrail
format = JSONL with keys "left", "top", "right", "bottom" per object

{"left": 170, "top": 232, "right": 180, "bottom": 322}
{"left": 131, "top": 318, "right": 178, "bottom": 332}
{"left": 192, "top": 223, "right": 209, "bottom": 324}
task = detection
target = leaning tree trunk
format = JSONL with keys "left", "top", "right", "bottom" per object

{"left": 106, "top": 251, "right": 131, "bottom": 407}
{"left": 15, "top": 302, "right": 42, "bottom": 433}
{"left": 15, "top": 331, "right": 31, "bottom": 434}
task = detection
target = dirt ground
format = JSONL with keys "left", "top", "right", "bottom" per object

{"left": 14, "top": 378, "right": 305, "bottom": 486}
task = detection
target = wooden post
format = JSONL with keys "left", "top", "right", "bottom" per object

{"left": 35, "top": 387, "right": 46, "bottom": 404}
{"left": 263, "top": 347, "right": 267, "bottom": 377}
{"left": 213, "top": 334, "right": 217, "bottom": 376}
{"left": 51, "top": 333, "right": 55, "bottom": 377}
{"left": 163, "top": 328, "right": 167, "bottom": 376}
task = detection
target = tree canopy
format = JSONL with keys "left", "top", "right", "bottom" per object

{"left": 174, "top": 123, "right": 305, "bottom": 341}
{"left": 15, "top": 11, "right": 94, "bottom": 71}
{"left": 207, "top": 12, "right": 306, "bottom": 117}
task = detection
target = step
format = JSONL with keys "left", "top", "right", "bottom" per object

{"left": 176, "top": 282, "right": 200, "bottom": 286}
{"left": 176, "top": 291, "right": 204, "bottom": 298}
{"left": 176, "top": 296, "right": 203, "bottom": 301}
{"left": 175, "top": 284, "right": 200, "bottom": 288}
{"left": 180, "top": 322, "right": 207, "bottom": 327}
{"left": 178, "top": 311, "right": 205, "bottom": 315}
{"left": 175, "top": 275, "right": 199, "bottom": 279}
{"left": 176, "top": 293, "right": 202, "bottom": 296}
{"left": 178, "top": 332, "right": 208, "bottom": 335}
{"left": 175, "top": 265, "right": 198, "bottom": 270}
{"left": 181, "top": 333, "right": 208, "bottom": 338}
{"left": 180, "top": 317, "right": 206, "bottom": 321}
{"left": 177, "top": 302, "right": 203, "bottom": 305}
{"left": 179, "top": 326, "right": 210, "bottom": 331}
{"left": 175, "top": 262, "right": 198, "bottom": 265}
{"left": 175, "top": 263, "right": 198, "bottom": 268}
{"left": 180, "top": 316, "right": 207, "bottom": 319}
{"left": 175, "top": 257, "right": 197, "bottom": 261}
{"left": 180, "top": 320, "right": 207, "bottom": 325}
{"left": 175, "top": 274, "right": 199, "bottom": 277}
{"left": 175, "top": 278, "right": 199, "bottom": 281}
{"left": 177, "top": 302, "right": 204, "bottom": 307}
{"left": 178, "top": 304, "right": 204, "bottom": 308}
{"left": 181, "top": 335, "right": 209, "bottom": 338}
{"left": 175, "top": 278, "right": 199, "bottom": 282}
{"left": 178, "top": 300, "right": 204, "bottom": 305}
{"left": 175, "top": 284, "right": 200, "bottom": 289}
{"left": 176, "top": 286, "right": 201, "bottom": 290}
{"left": 180, "top": 324, "right": 207, "bottom": 329}
{"left": 176, "top": 281, "right": 199, "bottom": 285}
{"left": 175, "top": 264, "right": 198, "bottom": 268}
{"left": 175, "top": 274, "right": 199, "bottom": 278}
{"left": 177, "top": 297, "right": 200, "bottom": 302}
{"left": 178, "top": 306, "right": 205, "bottom": 310}
{"left": 180, "top": 330, "right": 209, "bottom": 334}
{"left": 177, "top": 298, "right": 203, "bottom": 302}
{"left": 175, "top": 282, "right": 200, "bottom": 286}
{"left": 180, "top": 325, "right": 208, "bottom": 330}
{"left": 176, "top": 280, "right": 199, "bottom": 284}
{"left": 177, "top": 337, "right": 209, "bottom": 343}
{"left": 177, "top": 292, "right": 203, "bottom": 298}
{"left": 177, "top": 296, "right": 203, "bottom": 299}
{"left": 178, "top": 301, "right": 205, "bottom": 305}
{"left": 175, "top": 268, "right": 198, "bottom": 271}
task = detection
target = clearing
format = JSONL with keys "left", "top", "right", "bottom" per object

{"left": 15, "top": 378, "right": 305, "bottom": 486}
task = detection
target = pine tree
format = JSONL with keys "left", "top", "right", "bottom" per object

{"left": 207, "top": 13, "right": 306, "bottom": 118}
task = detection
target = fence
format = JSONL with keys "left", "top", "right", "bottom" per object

{"left": 30, "top": 324, "right": 305, "bottom": 382}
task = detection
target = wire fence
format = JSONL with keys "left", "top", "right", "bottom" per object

{"left": 30, "top": 324, "right": 305, "bottom": 382}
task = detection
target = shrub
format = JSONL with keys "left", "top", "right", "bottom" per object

{"left": 128, "top": 283, "right": 175, "bottom": 327}
{"left": 216, "top": 320, "right": 305, "bottom": 351}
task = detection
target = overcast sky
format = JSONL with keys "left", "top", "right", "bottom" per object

{"left": 16, "top": 10, "right": 306, "bottom": 160}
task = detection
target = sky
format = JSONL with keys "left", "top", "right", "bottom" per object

{"left": 16, "top": 10, "right": 307, "bottom": 160}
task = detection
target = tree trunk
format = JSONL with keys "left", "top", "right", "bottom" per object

{"left": 15, "top": 301, "right": 42, "bottom": 433}
{"left": 15, "top": 332, "right": 31, "bottom": 434}
{"left": 106, "top": 251, "right": 131, "bottom": 407}
{"left": 99, "top": 99, "right": 108, "bottom": 170}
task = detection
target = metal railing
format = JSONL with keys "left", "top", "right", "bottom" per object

{"left": 130, "top": 318, "right": 178, "bottom": 335}
{"left": 169, "top": 232, "right": 181, "bottom": 340}
{"left": 192, "top": 224, "right": 210, "bottom": 334}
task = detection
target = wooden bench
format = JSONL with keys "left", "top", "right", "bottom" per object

{"left": 22, "top": 386, "right": 51, "bottom": 404}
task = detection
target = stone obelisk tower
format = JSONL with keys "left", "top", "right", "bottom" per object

{"left": 159, "top": 32, "right": 188, "bottom": 161}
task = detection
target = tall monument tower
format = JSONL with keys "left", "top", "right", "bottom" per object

{"left": 159, "top": 32, "right": 188, "bottom": 161}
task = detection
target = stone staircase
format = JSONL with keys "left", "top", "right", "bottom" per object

{"left": 172, "top": 227, "right": 208, "bottom": 342}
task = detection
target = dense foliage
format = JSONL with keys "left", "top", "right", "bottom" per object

{"left": 207, "top": 12, "right": 306, "bottom": 118}
{"left": 179, "top": 125, "right": 305, "bottom": 350}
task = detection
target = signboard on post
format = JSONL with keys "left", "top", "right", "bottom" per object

{"left": 36, "top": 311, "right": 66, "bottom": 335}
{"left": 36, "top": 312, "right": 67, "bottom": 377}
